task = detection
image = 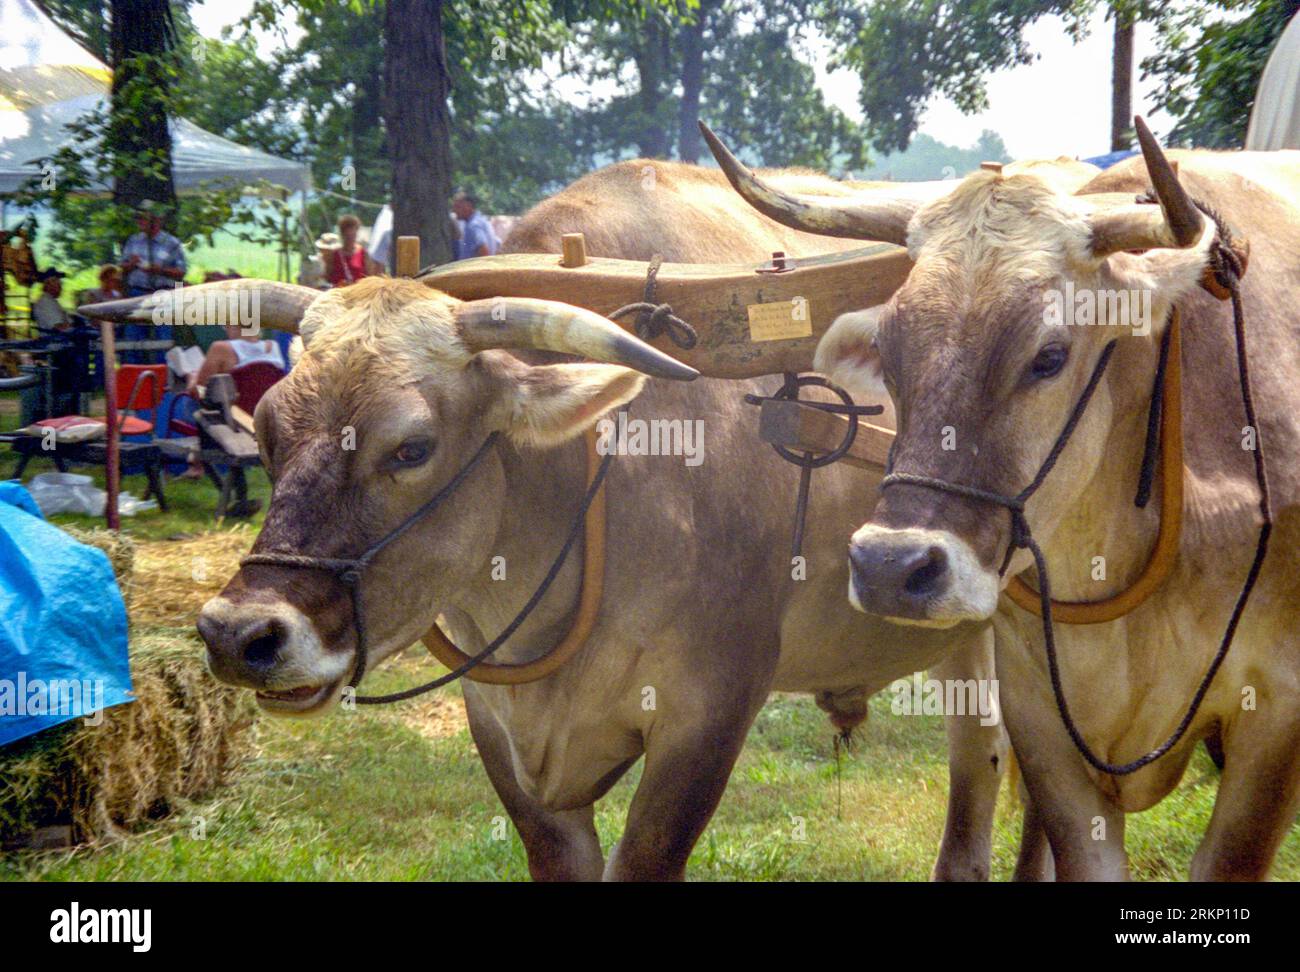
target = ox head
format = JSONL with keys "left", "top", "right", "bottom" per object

{"left": 704, "top": 118, "right": 1214, "bottom": 627}
{"left": 82, "top": 277, "right": 696, "bottom": 713}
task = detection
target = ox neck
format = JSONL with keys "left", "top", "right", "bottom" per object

{"left": 446, "top": 435, "right": 591, "bottom": 667}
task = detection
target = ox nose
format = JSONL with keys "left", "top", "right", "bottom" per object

{"left": 197, "top": 607, "right": 288, "bottom": 684}
{"left": 847, "top": 532, "right": 953, "bottom": 620}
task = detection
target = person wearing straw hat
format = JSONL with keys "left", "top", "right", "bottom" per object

{"left": 298, "top": 231, "right": 339, "bottom": 289}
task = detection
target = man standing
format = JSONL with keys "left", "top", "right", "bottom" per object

{"left": 452, "top": 191, "right": 500, "bottom": 260}
{"left": 120, "top": 201, "right": 187, "bottom": 361}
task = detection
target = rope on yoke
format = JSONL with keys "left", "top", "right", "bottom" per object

{"left": 881, "top": 218, "right": 1271, "bottom": 776}
{"left": 609, "top": 254, "right": 699, "bottom": 350}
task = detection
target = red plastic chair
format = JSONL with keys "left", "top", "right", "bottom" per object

{"left": 116, "top": 364, "right": 168, "bottom": 435}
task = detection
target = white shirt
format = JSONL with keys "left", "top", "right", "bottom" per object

{"left": 32, "top": 293, "right": 70, "bottom": 332}
{"left": 229, "top": 338, "right": 286, "bottom": 370}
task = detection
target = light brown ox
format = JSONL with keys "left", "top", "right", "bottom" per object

{"left": 703, "top": 122, "right": 1300, "bottom": 879}
{"left": 82, "top": 159, "right": 1079, "bottom": 881}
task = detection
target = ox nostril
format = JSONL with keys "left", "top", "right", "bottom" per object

{"left": 242, "top": 622, "right": 286, "bottom": 670}
{"left": 903, "top": 545, "right": 950, "bottom": 597}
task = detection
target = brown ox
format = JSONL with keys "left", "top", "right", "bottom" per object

{"left": 84, "top": 160, "right": 1045, "bottom": 881}
{"left": 704, "top": 121, "right": 1300, "bottom": 879}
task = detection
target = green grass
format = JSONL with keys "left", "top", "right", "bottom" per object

{"left": 2, "top": 662, "right": 1297, "bottom": 881}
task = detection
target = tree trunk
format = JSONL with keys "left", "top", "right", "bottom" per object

{"left": 676, "top": 7, "right": 708, "bottom": 162}
{"left": 384, "top": 0, "right": 455, "bottom": 269}
{"left": 633, "top": 13, "right": 672, "bottom": 158}
{"left": 1110, "top": 12, "right": 1134, "bottom": 152}
{"left": 108, "top": 0, "right": 176, "bottom": 216}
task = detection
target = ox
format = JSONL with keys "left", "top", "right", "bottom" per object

{"left": 86, "top": 160, "right": 1024, "bottom": 881}
{"left": 703, "top": 121, "right": 1300, "bottom": 879}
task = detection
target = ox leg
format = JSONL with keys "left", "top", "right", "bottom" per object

{"left": 930, "top": 627, "right": 1007, "bottom": 881}
{"left": 1012, "top": 785, "right": 1056, "bottom": 882}
{"left": 463, "top": 684, "right": 604, "bottom": 882}
{"left": 604, "top": 699, "right": 765, "bottom": 881}
{"left": 1191, "top": 711, "right": 1300, "bottom": 881}
{"left": 997, "top": 644, "right": 1128, "bottom": 880}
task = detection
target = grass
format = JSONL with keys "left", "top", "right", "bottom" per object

{"left": 3, "top": 667, "right": 1296, "bottom": 881}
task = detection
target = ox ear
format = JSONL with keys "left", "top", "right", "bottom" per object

{"left": 496, "top": 362, "right": 646, "bottom": 448}
{"left": 814, "top": 307, "right": 888, "bottom": 400}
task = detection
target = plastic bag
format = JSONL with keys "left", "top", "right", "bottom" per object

{"left": 25, "top": 472, "right": 158, "bottom": 518}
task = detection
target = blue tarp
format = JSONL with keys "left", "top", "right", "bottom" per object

{"left": 0, "top": 482, "right": 133, "bottom": 747}
{"left": 1083, "top": 149, "right": 1138, "bottom": 170}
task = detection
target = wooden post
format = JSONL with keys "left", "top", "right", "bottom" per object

{"left": 396, "top": 236, "right": 421, "bottom": 278}
{"left": 560, "top": 233, "right": 588, "bottom": 268}
{"left": 980, "top": 161, "right": 1003, "bottom": 174}
{"left": 100, "top": 321, "right": 119, "bottom": 531}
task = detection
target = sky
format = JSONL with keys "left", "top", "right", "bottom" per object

{"left": 190, "top": 1, "right": 1172, "bottom": 161}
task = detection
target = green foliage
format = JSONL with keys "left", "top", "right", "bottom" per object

{"left": 2, "top": 86, "right": 289, "bottom": 271}
{"left": 693, "top": 2, "right": 869, "bottom": 170}
{"left": 825, "top": 0, "right": 1090, "bottom": 154}
{"left": 30, "top": 0, "right": 112, "bottom": 62}
{"left": 1143, "top": 0, "right": 1300, "bottom": 148}
{"left": 576, "top": 0, "right": 868, "bottom": 170}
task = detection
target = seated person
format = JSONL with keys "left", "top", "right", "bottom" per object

{"left": 29, "top": 268, "right": 83, "bottom": 416}
{"left": 81, "top": 264, "right": 125, "bottom": 307}
{"left": 32, "top": 268, "right": 71, "bottom": 333}
{"left": 177, "top": 324, "right": 286, "bottom": 478}
{"left": 184, "top": 323, "right": 286, "bottom": 398}
{"left": 297, "top": 232, "right": 338, "bottom": 289}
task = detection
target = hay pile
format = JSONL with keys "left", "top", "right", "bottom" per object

{"left": 0, "top": 527, "right": 257, "bottom": 847}
{"left": 131, "top": 526, "right": 255, "bottom": 627}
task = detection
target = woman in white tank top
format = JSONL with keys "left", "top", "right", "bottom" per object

{"left": 229, "top": 337, "right": 287, "bottom": 370}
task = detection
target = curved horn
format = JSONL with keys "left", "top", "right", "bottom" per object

{"left": 1135, "top": 115, "right": 1203, "bottom": 246}
{"left": 698, "top": 121, "right": 945, "bottom": 245}
{"left": 455, "top": 297, "right": 698, "bottom": 382}
{"left": 1089, "top": 117, "right": 1205, "bottom": 257}
{"left": 77, "top": 280, "right": 319, "bottom": 334}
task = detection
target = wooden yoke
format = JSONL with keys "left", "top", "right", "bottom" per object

{"left": 420, "top": 242, "right": 912, "bottom": 379}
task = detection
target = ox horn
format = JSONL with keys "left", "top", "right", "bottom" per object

{"left": 1088, "top": 116, "right": 1205, "bottom": 257}
{"left": 698, "top": 121, "right": 946, "bottom": 246}
{"left": 454, "top": 297, "right": 698, "bottom": 381}
{"left": 77, "top": 279, "right": 319, "bottom": 334}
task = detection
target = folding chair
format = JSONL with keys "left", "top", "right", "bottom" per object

{"left": 175, "top": 360, "right": 286, "bottom": 519}
{"left": 7, "top": 363, "right": 170, "bottom": 511}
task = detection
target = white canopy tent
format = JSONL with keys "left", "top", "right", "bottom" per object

{"left": 0, "top": 0, "right": 307, "bottom": 195}
{"left": 1246, "top": 10, "right": 1300, "bottom": 150}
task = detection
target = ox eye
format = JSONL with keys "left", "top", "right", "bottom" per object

{"left": 391, "top": 439, "right": 434, "bottom": 468}
{"left": 1029, "top": 343, "right": 1069, "bottom": 381}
